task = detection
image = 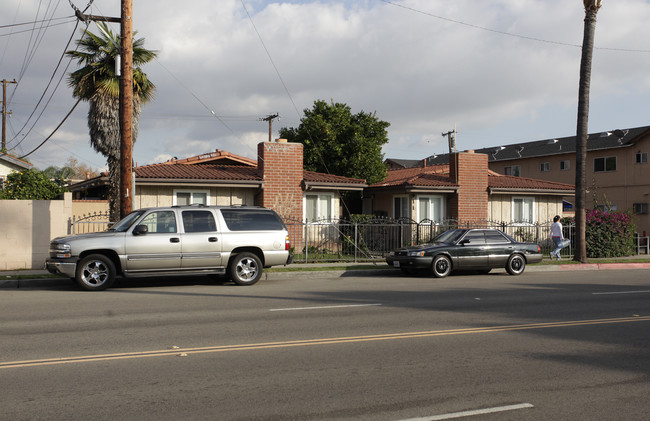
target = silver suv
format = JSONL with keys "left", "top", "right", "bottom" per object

{"left": 46, "top": 205, "right": 293, "bottom": 291}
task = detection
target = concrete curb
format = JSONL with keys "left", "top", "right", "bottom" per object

{"left": 2, "top": 261, "right": 649, "bottom": 289}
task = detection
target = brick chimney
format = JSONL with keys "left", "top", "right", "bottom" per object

{"left": 257, "top": 140, "right": 303, "bottom": 222}
{"left": 448, "top": 151, "right": 488, "bottom": 222}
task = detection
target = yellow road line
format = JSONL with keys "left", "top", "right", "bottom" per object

{"left": 2, "top": 315, "right": 648, "bottom": 370}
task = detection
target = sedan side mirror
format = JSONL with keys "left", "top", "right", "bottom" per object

{"left": 133, "top": 224, "right": 149, "bottom": 236}
{"left": 460, "top": 239, "right": 471, "bottom": 245}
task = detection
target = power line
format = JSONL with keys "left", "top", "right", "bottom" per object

{"left": 379, "top": 0, "right": 650, "bottom": 54}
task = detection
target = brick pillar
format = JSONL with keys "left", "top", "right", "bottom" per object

{"left": 257, "top": 140, "right": 304, "bottom": 250}
{"left": 448, "top": 151, "right": 488, "bottom": 223}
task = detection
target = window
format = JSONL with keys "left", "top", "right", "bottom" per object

{"left": 140, "top": 211, "right": 177, "bottom": 233}
{"left": 512, "top": 197, "right": 534, "bottom": 224}
{"left": 636, "top": 152, "right": 648, "bottom": 164}
{"left": 633, "top": 203, "right": 648, "bottom": 215}
{"left": 417, "top": 195, "right": 444, "bottom": 222}
{"left": 504, "top": 165, "right": 520, "bottom": 176}
{"left": 182, "top": 210, "right": 216, "bottom": 232}
{"left": 594, "top": 156, "right": 617, "bottom": 173}
{"left": 174, "top": 189, "right": 209, "bottom": 205}
{"left": 462, "top": 230, "right": 486, "bottom": 244}
{"left": 221, "top": 209, "right": 285, "bottom": 231}
{"left": 305, "top": 193, "right": 333, "bottom": 222}
{"left": 560, "top": 160, "right": 570, "bottom": 170}
{"left": 540, "top": 162, "right": 550, "bottom": 172}
{"left": 393, "top": 196, "right": 409, "bottom": 219}
{"left": 484, "top": 230, "right": 510, "bottom": 244}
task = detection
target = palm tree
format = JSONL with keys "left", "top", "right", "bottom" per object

{"left": 66, "top": 22, "right": 157, "bottom": 222}
{"left": 575, "top": 0, "right": 602, "bottom": 263}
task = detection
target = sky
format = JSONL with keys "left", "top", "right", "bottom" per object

{"left": 2, "top": 0, "right": 650, "bottom": 172}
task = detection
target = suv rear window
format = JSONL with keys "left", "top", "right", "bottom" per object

{"left": 221, "top": 209, "right": 285, "bottom": 231}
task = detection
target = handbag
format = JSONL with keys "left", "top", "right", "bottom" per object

{"left": 558, "top": 239, "right": 570, "bottom": 249}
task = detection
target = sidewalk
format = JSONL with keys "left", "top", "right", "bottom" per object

{"left": 2, "top": 257, "right": 649, "bottom": 288}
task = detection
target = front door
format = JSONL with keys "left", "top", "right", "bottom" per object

{"left": 124, "top": 210, "right": 182, "bottom": 272}
{"left": 455, "top": 230, "right": 488, "bottom": 269}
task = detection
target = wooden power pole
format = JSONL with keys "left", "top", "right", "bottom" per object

{"left": 119, "top": 0, "right": 134, "bottom": 218}
{"left": 1, "top": 79, "right": 17, "bottom": 153}
{"left": 261, "top": 113, "right": 279, "bottom": 142}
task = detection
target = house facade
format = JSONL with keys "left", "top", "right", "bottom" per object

{"left": 0, "top": 153, "right": 32, "bottom": 186}
{"left": 387, "top": 125, "right": 650, "bottom": 236}
{"left": 365, "top": 150, "right": 574, "bottom": 225}
{"left": 477, "top": 126, "right": 650, "bottom": 236}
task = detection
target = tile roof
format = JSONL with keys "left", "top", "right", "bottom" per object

{"left": 134, "top": 163, "right": 367, "bottom": 187}
{"left": 303, "top": 170, "right": 366, "bottom": 185}
{"left": 368, "top": 165, "right": 457, "bottom": 189}
{"left": 135, "top": 163, "right": 260, "bottom": 181}
{"left": 154, "top": 149, "right": 257, "bottom": 167}
{"left": 367, "top": 164, "right": 574, "bottom": 193}
{"left": 488, "top": 174, "right": 575, "bottom": 192}
{"left": 389, "top": 125, "right": 650, "bottom": 167}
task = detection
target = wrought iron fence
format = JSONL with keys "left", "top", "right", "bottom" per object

{"left": 283, "top": 218, "right": 576, "bottom": 263}
{"left": 69, "top": 212, "right": 111, "bottom": 234}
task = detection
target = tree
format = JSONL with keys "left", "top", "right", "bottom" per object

{"left": 66, "top": 22, "right": 157, "bottom": 222}
{"left": 574, "top": 0, "right": 602, "bottom": 263}
{"left": 0, "top": 169, "right": 67, "bottom": 200}
{"left": 279, "top": 100, "right": 389, "bottom": 185}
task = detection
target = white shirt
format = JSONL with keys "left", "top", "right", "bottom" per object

{"left": 549, "top": 221, "right": 563, "bottom": 239}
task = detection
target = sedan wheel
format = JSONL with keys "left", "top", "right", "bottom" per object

{"left": 506, "top": 254, "right": 526, "bottom": 275}
{"left": 432, "top": 255, "right": 452, "bottom": 278}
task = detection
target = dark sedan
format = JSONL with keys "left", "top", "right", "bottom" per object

{"left": 386, "top": 228, "right": 542, "bottom": 277}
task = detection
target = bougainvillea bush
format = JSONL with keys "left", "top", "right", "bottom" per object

{"left": 567, "top": 209, "right": 636, "bottom": 258}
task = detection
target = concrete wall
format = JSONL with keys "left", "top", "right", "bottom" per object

{"left": 0, "top": 192, "right": 72, "bottom": 270}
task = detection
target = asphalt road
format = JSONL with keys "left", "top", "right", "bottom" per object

{"left": 1, "top": 269, "right": 649, "bottom": 420}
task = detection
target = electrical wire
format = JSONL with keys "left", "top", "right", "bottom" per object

{"left": 379, "top": 0, "right": 650, "bottom": 54}
{"left": 19, "top": 98, "right": 81, "bottom": 159}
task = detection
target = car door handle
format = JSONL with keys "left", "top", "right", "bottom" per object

{"left": 170, "top": 238, "right": 180, "bottom": 243}
{"left": 208, "top": 237, "right": 218, "bottom": 242}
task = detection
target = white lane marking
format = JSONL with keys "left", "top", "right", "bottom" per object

{"left": 269, "top": 303, "right": 382, "bottom": 312}
{"left": 399, "top": 403, "right": 534, "bottom": 421}
{"left": 592, "top": 290, "right": 650, "bottom": 295}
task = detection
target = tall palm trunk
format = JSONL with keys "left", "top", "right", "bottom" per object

{"left": 575, "top": 1, "right": 602, "bottom": 263}
{"left": 88, "top": 94, "right": 142, "bottom": 222}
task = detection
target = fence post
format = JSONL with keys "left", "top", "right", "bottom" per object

{"left": 354, "top": 222, "right": 358, "bottom": 263}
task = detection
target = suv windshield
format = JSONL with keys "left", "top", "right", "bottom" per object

{"left": 108, "top": 210, "right": 145, "bottom": 232}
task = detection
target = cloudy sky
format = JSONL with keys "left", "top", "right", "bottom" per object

{"left": 2, "top": 0, "right": 650, "bottom": 171}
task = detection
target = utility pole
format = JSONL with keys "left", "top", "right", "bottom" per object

{"left": 442, "top": 125, "right": 457, "bottom": 154}
{"left": 261, "top": 113, "right": 279, "bottom": 142}
{"left": 1, "top": 79, "right": 17, "bottom": 153}
{"left": 119, "top": 0, "right": 134, "bottom": 218}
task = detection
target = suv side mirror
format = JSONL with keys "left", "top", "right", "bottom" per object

{"left": 133, "top": 225, "right": 148, "bottom": 236}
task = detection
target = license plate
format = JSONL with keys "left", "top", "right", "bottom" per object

{"left": 393, "top": 261, "right": 400, "bottom": 268}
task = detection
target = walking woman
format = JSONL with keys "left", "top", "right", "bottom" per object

{"left": 549, "top": 215, "right": 565, "bottom": 260}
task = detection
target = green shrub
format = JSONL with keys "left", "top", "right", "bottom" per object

{"left": 582, "top": 209, "right": 635, "bottom": 257}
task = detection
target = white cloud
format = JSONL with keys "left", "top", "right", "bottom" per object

{"left": 3, "top": 0, "right": 650, "bottom": 168}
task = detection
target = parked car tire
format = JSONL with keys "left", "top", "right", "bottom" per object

{"left": 76, "top": 254, "right": 116, "bottom": 291}
{"left": 432, "top": 255, "right": 452, "bottom": 278}
{"left": 506, "top": 254, "right": 526, "bottom": 276}
{"left": 229, "top": 252, "right": 263, "bottom": 286}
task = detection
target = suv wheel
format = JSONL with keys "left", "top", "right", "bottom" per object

{"left": 76, "top": 254, "right": 116, "bottom": 291}
{"left": 229, "top": 252, "right": 263, "bottom": 286}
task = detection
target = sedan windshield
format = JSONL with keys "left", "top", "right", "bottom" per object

{"left": 433, "top": 229, "right": 466, "bottom": 244}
